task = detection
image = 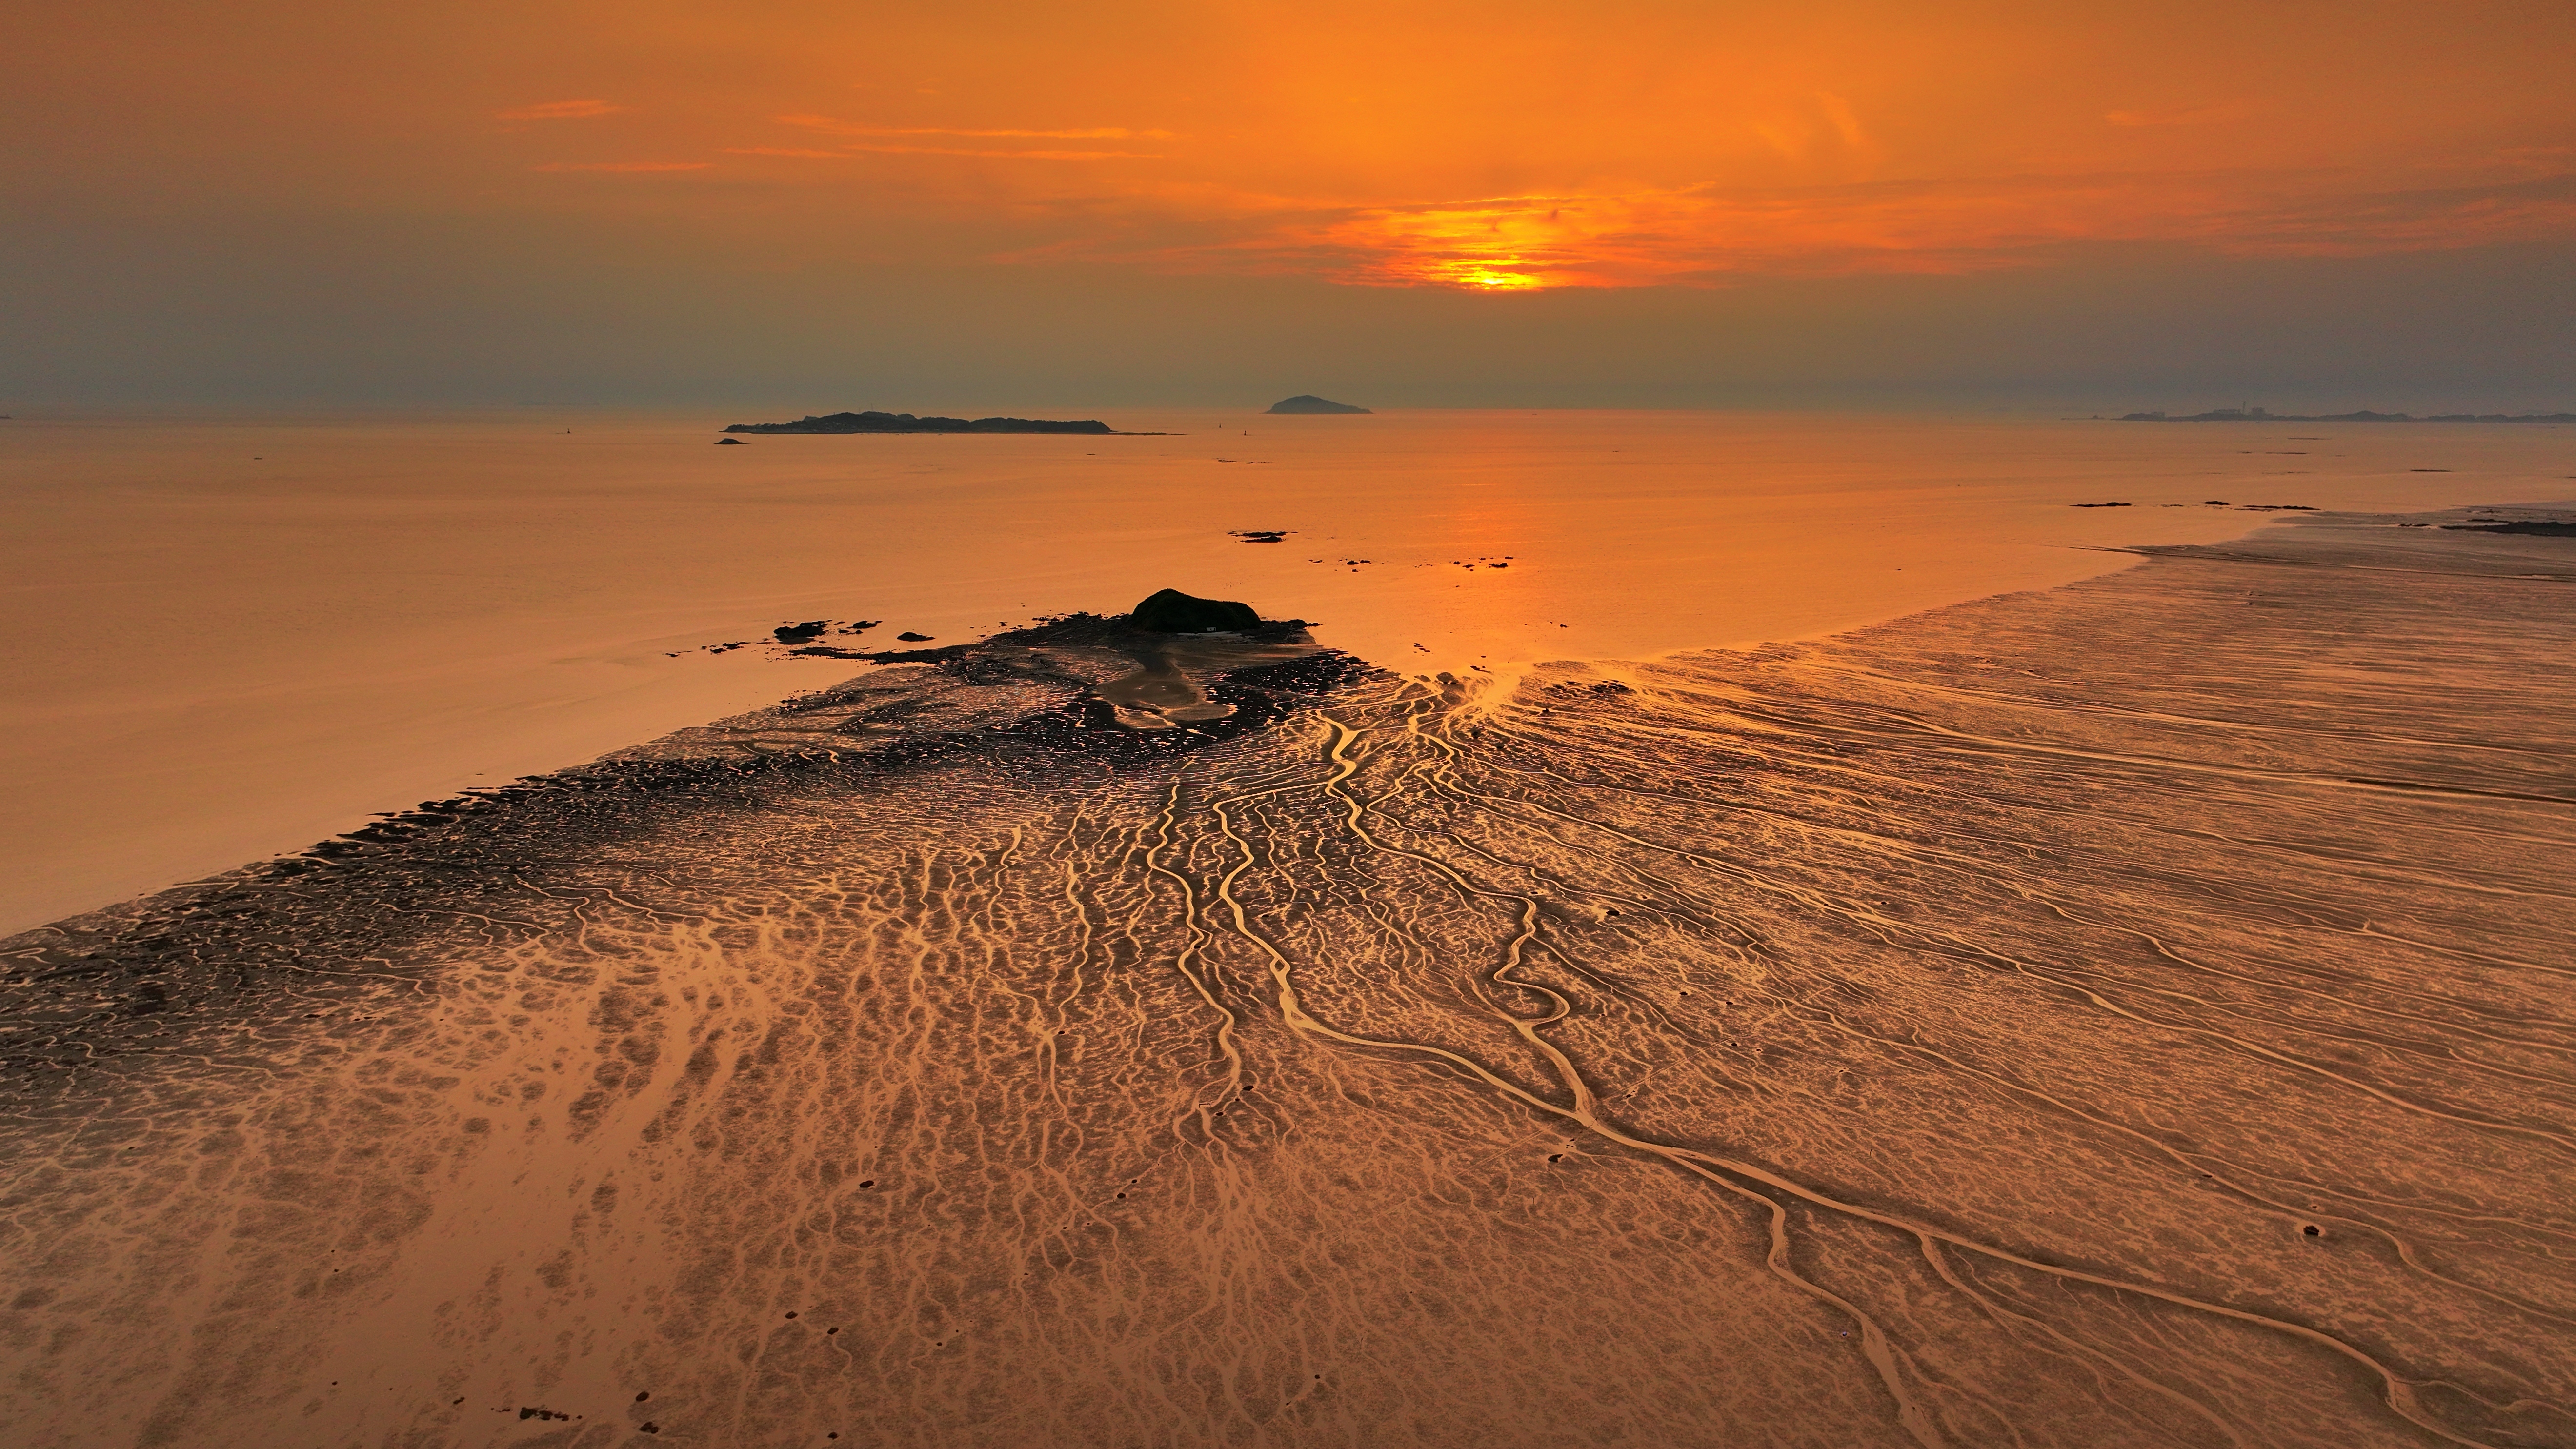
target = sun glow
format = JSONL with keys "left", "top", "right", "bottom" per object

{"left": 23, "top": 0, "right": 2570, "bottom": 298}
{"left": 466, "top": 5, "right": 2570, "bottom": 291}
{"left": 1316, "top": 203, "right": 1601, "bottom": 290}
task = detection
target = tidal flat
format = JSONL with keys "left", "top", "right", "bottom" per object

{"left": 4, "top": 508, "right": 2572, "bottom": 1448}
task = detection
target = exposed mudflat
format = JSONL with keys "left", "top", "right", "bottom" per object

{"left": 4, "top": 511, "right": 2573, "bottom": 1448}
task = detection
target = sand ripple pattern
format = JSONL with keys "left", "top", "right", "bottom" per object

{"left": 4, "top": 518, "right": 2573, "bottom": 1448}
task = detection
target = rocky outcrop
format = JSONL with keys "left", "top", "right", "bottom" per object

{"left": 1128, "top": 589, "right": 1261, "bottom": 633}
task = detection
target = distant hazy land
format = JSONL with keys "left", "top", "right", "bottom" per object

{"left": 1264, "top": 394, "right": 1372, "bottom": 414}
{"left": 2116, "top": 406, "right": 2576, "bottom": 422}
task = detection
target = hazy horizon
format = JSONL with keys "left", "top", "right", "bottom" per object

{"left": 9, "top": 247, "right": 2573, "bottom": 412}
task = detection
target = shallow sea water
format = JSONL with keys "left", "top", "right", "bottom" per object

{"left": 4, "top": 407, "right": 2566, "bottom": 931}
{"left": 4, "top": 492, "right": 2575, "bottom": 1446}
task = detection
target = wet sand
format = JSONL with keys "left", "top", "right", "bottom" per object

{"left": 5, "top": 508, "right": 2572, "bottom": 1447}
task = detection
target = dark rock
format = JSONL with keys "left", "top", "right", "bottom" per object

{"left": 773, "top": 621, "right": 828, "bottom": 644}
{"left": 896, "top": 631, "right": 933, "bottom": 642}
{"left": 714, "top": 437, "right": 746, "bottom": 445}
{"left": 1264, "top": 395, "right": 1371, "bottom": 415}
{"left": 1129, "top": 589, "right": 1261, "bottom": 633}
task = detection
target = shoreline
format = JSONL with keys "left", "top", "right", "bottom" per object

{"left": 10, "top": 497, "right": 2565, "bottom": 952}
{"left": 4, "top": 498, "right": 2568, "bottom": 1447}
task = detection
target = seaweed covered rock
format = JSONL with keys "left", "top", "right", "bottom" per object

{"left": 1129, "top": 589, "right": 1261, "bottom": 633}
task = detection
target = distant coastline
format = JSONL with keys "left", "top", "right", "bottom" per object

{"left": 2112, "top": 407, "right": 2575, "bottom": 423}
{"left": 723, "top": 410, "right": 1161, "bottom": 435}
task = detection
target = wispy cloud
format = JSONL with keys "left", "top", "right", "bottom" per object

{"left": 2105, "top": 103, "right": 2249, "bottom": 128}
{"left": 740, "top": 119, "right": 1159, "bottom": 160}
{"left": 856, "top": 126, "right": 1174, "bottom": 140}
{"left": 497, "top": 99, "right": 623, "bottom": 121}
{"left": 838, "top": 144, "right": 1160, "bottom": 161}
{"left": 531, "top": 161, "right": 710, "bottom": 173}
{"left": 776, "top": 114, "right": 1171, "bottom": 140}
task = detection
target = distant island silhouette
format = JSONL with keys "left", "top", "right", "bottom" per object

{"left": 1265, "top": 395, "right": 1371, "bottom": 415}
{"left": 723, "top": 411, "right": 1147, "bottom": 435}
{"left": 2115, "top": 407, "right": 2576, "bottom": 423}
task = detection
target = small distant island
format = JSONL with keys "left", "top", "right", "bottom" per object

{"left": 723, "top": 410, "right": 1135, "bottom": 435}
{"left": 1265, "top": 395, "right": 1372, "bottom": 415}
{"left": 2114, "top": 406, "right": 2575, "bottom": 423}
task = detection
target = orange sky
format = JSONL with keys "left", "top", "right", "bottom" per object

{"left": 5, "top": 1, "right": 2573, "bottom": 402}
